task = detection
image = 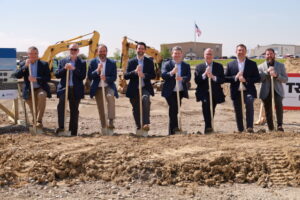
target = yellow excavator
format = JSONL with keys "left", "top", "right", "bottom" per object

{"left": 39, "top": 31, "right": 100, "bottom": 93}
{"left": 118, "top": 36, "right": 163, "bottom": 94}
{"left": 40, "top": 30, "right": 100, "bottom": 78}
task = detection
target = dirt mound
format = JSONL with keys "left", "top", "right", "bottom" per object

{"left": 1, "top": 133, "right": 300, "bottom": 188}
{"left": 285, "top": 58, "right": 300, "bottom": 73}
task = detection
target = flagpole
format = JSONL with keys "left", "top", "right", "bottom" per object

{"left": 194, "top": 22, "right": 196, "bottom": 60}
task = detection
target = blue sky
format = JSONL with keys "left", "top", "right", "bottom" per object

{"left": 0, "top": 0, "right": 299, "bottom": 57}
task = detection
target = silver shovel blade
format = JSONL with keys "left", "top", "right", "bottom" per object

{"left": 57, "top": 131, "right": 71, "bottom": 137}
{"left": 136, "top": 129, "right": 148, "bottom": 137}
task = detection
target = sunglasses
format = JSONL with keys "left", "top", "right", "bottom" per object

{"left": 70, "top": 48, "right": 79, "bottom": 51}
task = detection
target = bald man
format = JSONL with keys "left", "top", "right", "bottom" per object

{"left": 194, "top": 48, "right": 225, "bottom": 134}
{"left": 55, "top": 43, "right": 86, "bottom": 136}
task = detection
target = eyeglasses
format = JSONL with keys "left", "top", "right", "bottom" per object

{"left": 70, "top": 48, "right": 79, "bottom": 51}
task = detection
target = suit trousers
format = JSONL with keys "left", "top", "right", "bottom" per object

{"left": 201, "top": 97, "right": 217, "bottom": 130}
{"left": 262, "top": 90, "right": 283, "bottom": 130}
{"left": 95, "top": 87, "right": 115, "bottom": 128}
{"left": 233, "top": 92, "right": 254, "bottom": 132}
{"left": 165, "top": 91, "right": 184, "bottom": 135}
{"left": 57, "top": 87, "right": 81, "bottom": 136}
{"left": 129, "top": 89, "right": 151, "bottom": 129}
{"left": 26, "top": 88, "right": 47, "bottom": 123}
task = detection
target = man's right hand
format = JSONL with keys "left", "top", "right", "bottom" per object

{"left": 97, "top": 63, "right": 103, "bottom": 74}
{"left": 170, "top": 66, "right": 178, "bottom": 75}
{"left": 25, "top": 59, "right": 31, "bottom": 67}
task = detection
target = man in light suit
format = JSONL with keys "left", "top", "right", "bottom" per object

{"left": 15, "top": 46, "right": 51, "bottom": 128}
{"left": 225, "top": 44, "right": 260, "bottom": 133}
{"left": 258, "top": 48, "right": 288, "bottom": 132}
{"left": 195, "top": 48, "right": 225, "bottom": 134}
{"left": 124, "top": 42, "right": 156, "bottom": 131}
{"left": 55, "top": 43, "right": 86, "bottom": 136}
{"left": 161, "top": 46, "right": 191, "bottom": 135}
{"left": 88, "top": 44, "right": 118, "bottom": 129}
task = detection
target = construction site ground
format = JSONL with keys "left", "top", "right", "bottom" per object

{"left": 0, "top": 60, "right": 300, "bottom": 199}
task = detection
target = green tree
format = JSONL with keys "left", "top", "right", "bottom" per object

{"left": 128, "top": 49, "right": 136, "bottom": 59}
{"left": 160, "top": 46, "right": 171, "bottom": 59}
{"left": 113, "top": 48, "right": 121, "bottom": 61}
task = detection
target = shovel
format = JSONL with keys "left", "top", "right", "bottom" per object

{"left": 100, "top": 76, "right": 114, "bottom": 136}
{"left": 28, "top": 64, "right": 43, "bottom": 134}
{"left": 17, "top": 83, "right": 28, "bottom": 127}
{"left": 58, "top": 68, "right": 71, "bottom": 136}
{"left": 271, "top": 75, "right": 277, "bottom": 131}
{"left": 208, "top": 77, "right": 214, "bottom": 132}
{"left": 136, "top": 76, "right": 148, "bottom": 137}
{"left": 239, "top": 82, "right": 246, "bottom": 132}
{"left": 175, "top": 68, "right": 187, "bottom": 135}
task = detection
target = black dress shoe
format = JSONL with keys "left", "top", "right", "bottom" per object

{"left": 205, "top": 128, "right": 214, "bottom": 134}
{"left": 277, "top": 126, "right": 284, "bottom": 132}
{"left": 246, "top": 128, "right": 254, "bottom": 133}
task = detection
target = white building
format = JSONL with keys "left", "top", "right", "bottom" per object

{"left": 250, "top": 44, "right": 300, "bottom": 58}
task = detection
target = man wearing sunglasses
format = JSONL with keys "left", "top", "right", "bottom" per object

{"left": 55, "top": 43, "right": 86, "bottom": 136}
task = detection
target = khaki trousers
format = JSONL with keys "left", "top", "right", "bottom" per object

{"left": 95, "top": 87, "right": 115, "bottom": 128}
{"left": 25, "top": 88, "right": 47, "bottom": 123}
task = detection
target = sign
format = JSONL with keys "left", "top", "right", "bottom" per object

{"left": 283, "top": 73, "right": 300, "bottom": 110}
{"left": 0, "top": 48, "right": 18, "bottom": 99}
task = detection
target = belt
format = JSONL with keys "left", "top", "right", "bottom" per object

{"left": 33, "top": 87, "right": 40, "bottom": 91}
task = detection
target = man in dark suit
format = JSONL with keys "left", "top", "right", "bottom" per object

{"left": 55, "top": 43, "right": 86, "bottom": 136}
{"left": 88, "top": 44, "right": 118, "bottom": 129}
{"left": 124, "top": 42, "right": 156, "bottom": 131}
{"left": 15, "top": 46, "right": 51, "bottom": 128}
{"left": 161, "top": 46, "right": 191, "bottom": 135}
{"left": 258, "top": 48, "right": 288, "bottom": 132}
{"left": 195, "top": 48, "right": 225, "bottom": 134}
{"left": 225, "top": 44, "right": 260, "bottom": 133}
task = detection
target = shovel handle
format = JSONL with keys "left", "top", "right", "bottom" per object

{"left": 175, "top": 72, "right": 181, "bottom": 131}
{"left": 64, "top": 69, "right": 70, "bottom": 131}
{"left": 139, "top": 77, "right": 143, "bottom": 129}
{"left": 28, "top": 64, "right": 37, "bottom": 129}
{"left": 271, "top": 76, "right": 276, "bottom": 129}
{"left": 208, "top": 77, "right": 214, "bottom": 130}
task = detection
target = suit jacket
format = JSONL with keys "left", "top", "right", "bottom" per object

{"left": 124, "top": 56, "right": 156, "bottom": 98}
{"left": 194, "top": 61, "right": 225, "bottom": 103}
{"left": 258, "top": 61, "right": 288, "bottom": 99}
{"left": 55, "top": 57, "right": 86, "bottom": 99}
{"left": 88, "top": 58, "right": 119, "bottom": 98}
{"left": 225, "top": 58, "right": 260, "bottom": 100}
{"left": 14, "top": 60, "right": 51, "bottom": 99}
{"left": 161, "top": 60, "right": 191, "bottom": 98}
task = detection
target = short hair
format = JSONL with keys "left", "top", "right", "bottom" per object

{"left": 28, "top": 46, "right": 39, "bottom": 53}
{"left": 136, "top": 42, "right": 146, "bottom": 49}
{"left": 172, "top": 46, "right": 182, "bottom": 53}
{"left": 236, "top": 44, "right": 247, "bottom": 50}
{"left": 98, "top": 44, "right": 108, "bottom": 51}
{"left": 265, "top": 48, "right": 275, "bottom": 53}
{"left": 204, "top": 48, "right": 213, "bottom": 54}
{"left": 69, "top": 43, "right": 79, "bottom": 49}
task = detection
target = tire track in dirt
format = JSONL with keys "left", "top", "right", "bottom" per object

{"left": 259, "top": 147, "right": 296, "bottom": 186}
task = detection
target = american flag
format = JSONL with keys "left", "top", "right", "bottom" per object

{"left": 195, "top": 23, "right": 202, "bottom": 37}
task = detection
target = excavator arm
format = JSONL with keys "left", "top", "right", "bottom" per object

{"left": 118, "top": 36, "right": 163, "bottom": 93}
{"left": 40, "top": 31, "right": 100, "bottom": 77}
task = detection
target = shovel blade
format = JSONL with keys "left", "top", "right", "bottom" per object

{"left": 29, "top": 127, "right": 37, "bottom": 135}
{"left": 57, "top": 131, "right": 71, "bottom": 137}
{"left": 101, "top": 128, "right": 114, "bottom": 136}
{"left": 136, "top": 129, "right": 148, "bottom": 137}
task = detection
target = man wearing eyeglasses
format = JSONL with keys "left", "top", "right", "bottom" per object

{"left": 55, "top": 43, "right": 86, "bottom": 136}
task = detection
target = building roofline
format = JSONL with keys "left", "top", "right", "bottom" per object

{"left": 161, "top": 41, "right": 222, "bottom": 46}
